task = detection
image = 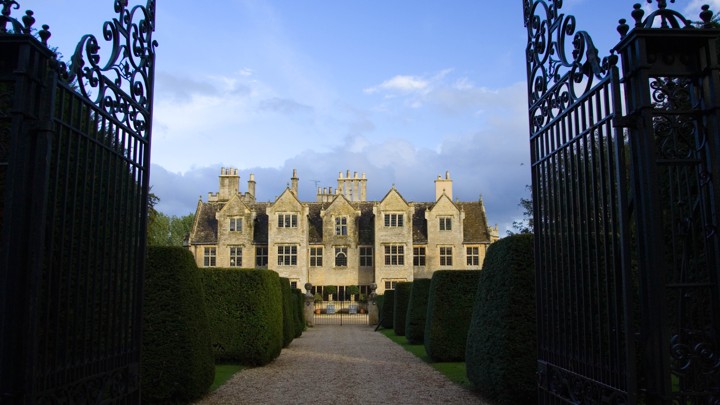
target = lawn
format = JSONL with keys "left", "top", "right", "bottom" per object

{"left": 210, "top": 364, "right": 245, "bottom": 391}
{"left": 379, "top": 329, "right": 472, "bottom": 389}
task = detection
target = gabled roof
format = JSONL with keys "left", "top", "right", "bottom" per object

{"left": 324, "top": 193, "right": 355, "bottom": 214}
{"left": 249, "top": 203, "right": 269, "bottom": 244}
{"left": 191, "top": 202, "right": 221, "bottom": 244}
{"left": 270, "top": 187, "right": 302, "bottom": 208}
{"left": 412, "top": 202, "right": 433, "bottom": 243}
{"left": 378, "top": 187, "right": 410, "bottom": 207}
{"left": 189, "top": 192, "right": 493, "bottom": 246}
{"left": 356, "top": 202, "right": 375, "bottom": 245}
{"left": 429, "top": 192, "right": 459, "bottom": 212}
{"left": 307, "top": 202, "right": 330, "bottom": 243}
{"left": 457, "top": 202, "right": 491, "bottom": 243}
{"left": 218, "top": 193, "right": 248, "bottom": 215}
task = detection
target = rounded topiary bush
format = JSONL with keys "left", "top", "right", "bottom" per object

{"left": 380, "top": 290, "right": 395, "bottom": 329}
{"left": 201, "top": 268, "right": 283, "bottom": 366}
{"left": 142, "top": 247, "right": 214, "bottom": 404}
{"left": 466, "top": 234, "right": 535, "bottom": 404}
{"left": 393, "top": 282, "right": 412, "bottom": 336}
{"left": 424, "top": 270, "right": 481, "bottom": 362}
{"left": 279, "top": 277, "right": 295, "bottom": 348}
{"left": 405, "top": 278, "right": 432, "bottom": 344}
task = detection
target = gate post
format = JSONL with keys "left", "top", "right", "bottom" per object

{"left": 304, "top": 283, "right": 315, "bottom": 327}
{"left": 368, "top": 283, "right": 379, "bottom": 325}
{"left": 0, "top": 34, "right": 57, "bottom": 404}
{"left": 614, "top": 4, "right": 720, "bottom": 402}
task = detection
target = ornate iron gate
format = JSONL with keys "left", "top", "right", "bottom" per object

{"left": 525, "top": 1, "right": 720, "bottom": 403}
{"left": 0, "top": 1, "right": 156, "bottom": 403}
{"left": 314, "top": 300, "right": 370, "bottom": 326}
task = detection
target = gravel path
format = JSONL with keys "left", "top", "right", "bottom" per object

{"left": 195, "top": 326, "right": 490, "bottom": 405}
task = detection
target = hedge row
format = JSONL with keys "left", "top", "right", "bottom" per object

{"left": 279, "top": 277, "right": 295, "bottom": 348}
{"left": 201, "top": 268, "right": 283, "bottom": 366}
{"left": 404, "top": 278, "right": 431, "bottom": 344}
{"left": 393, "top": 282, "right": 412, "bottom": 336}
{"left": 424, "top": 270, "right": 481, "bottom": 362}
{"left": 142, "top": 247, "right": 214, "bottom": 404}
{"left": 292, "top": 288, "right": 305, "bottom": 338}
{"left": 380, "top": 290, "right": 395, "bottom": 329}
{"left": 466, "top": 234, "right": 536, "bottom": 404}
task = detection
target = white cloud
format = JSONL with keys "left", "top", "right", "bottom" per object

{"left": 151, "top": 79, "right": 533, "bottom": 235}
{"left": 364, "top": 75, "right": 429, "bottom": 94}
{"left": 365, "top": 69, "right": 526, "bottom": 119}
{"left": 683, "top": 0, "right": 720, "bottom": 17}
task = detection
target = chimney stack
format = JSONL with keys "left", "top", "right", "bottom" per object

{"left": 291, "top": 169, "right": 299, "bottom": 196}
{"left": 434, "top": 170, "right": 453, "bottom": 201}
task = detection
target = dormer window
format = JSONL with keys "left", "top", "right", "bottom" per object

{"left": 439, "top": 217, "right": 452, "bottom": 231}
{"left": 229, "top": 217, "right": 242, "bottom": 232}
{"left": 278, "top": 213, "right": 298, "bottom": 228}
{"left": 384, "top": 213, "right": 404, "bottom": 227}
{"left": 335, "top": 216, "right": 348, "bottom": 235}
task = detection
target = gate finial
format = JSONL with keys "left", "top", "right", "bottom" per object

{"left": 648, "top": 0, "right": 675, "bottom": 10}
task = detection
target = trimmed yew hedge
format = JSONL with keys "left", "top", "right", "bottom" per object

{"left": 424, "top": 270, "right": 481, "bottom": 362}
{"left": 279, "top": 277, "right": 295, "bottom": 348}
{"left": 142, "top": 247, "right": 214, "bottom": 404}
{"left": 380, "top": 290, "right": 395, "bottom": 329}
{"left": 201, "top": 268, "right": 283, "bottom": 366}
{"left": 404, "top": 278, "right": 432, "bottom": 344}
{"left": 292, "top": 288, "right": 305, "bottom": 337}
{"left": 466, "top": 234, "right": 536, "bottom": 404}
{"left": 393, "top": 282, "right": 412, "bottom": 336}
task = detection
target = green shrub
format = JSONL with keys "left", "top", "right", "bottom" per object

{"left": 142, "top": 247, "right": 214, "bottom": 404}
{"left": 292, "top": 288, "right": 305, "bottom": 338}
{"left": 201, "top": 268, "right": 283, "bottom": 366}
{"left": 380, "top": 290, "right": 395, "bottom": 329}
{"left": 279, "top": 277, "right": 295, "bottom": 348}
{"left": 324, "top": 285, "right": 337, "bottom": 300}
{"left": 376, "top": 294, "right": 385, "bottom": 314}
{"left": 424, "top": 270, "right": 481, "bottom": 362}
{"left": 405, "top": 278, "right": 432, "bottom": 344}
{"left": 393, "top": 282, "right": 412, "bottom": 336}
{"left": 466, "top": 234, "right": 536, "bottom": 404}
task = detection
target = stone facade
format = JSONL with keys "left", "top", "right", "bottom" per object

{"left": 187, "top": 168, "right": 499, "bottom": 294}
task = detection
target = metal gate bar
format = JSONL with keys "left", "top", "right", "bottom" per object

{"left": 314, "top": 301, "right": 369, "bottom": 326}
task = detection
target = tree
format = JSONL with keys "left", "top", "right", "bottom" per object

{"left": 508, "top": 185, "right": 533, "bottom": 235}
{"left": 146, "top": 194, "right": 194, "bottom": 246}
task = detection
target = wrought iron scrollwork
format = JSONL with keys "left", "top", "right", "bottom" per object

{"left": 0, "top": 0, "right": 51, "bottom": 44}
{"left": 33, "top": 365, "right": 140, "bottom": 404}
{"left": 524, "top": 0, "right": 618, "bottom": 134}
{"left": 62, "top": 0, "right": 157, "bottom": 137}
{"left": 618, "top": 1, "right": 717, "bottom": 40}
{"left": 539, "top": 362, "right": 629, "bottom": 404}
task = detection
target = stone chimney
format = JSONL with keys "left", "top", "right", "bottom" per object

{"left": 291, "top": 169, "right": 299, "bottom": 196}
{"left": 219, "top": 167, "right": 240, "bottom": 201}
{"left": 336, "top": 169, "right": 368, "bottom": 202}
{"left": 247, "top": 173, "right": 256, "bottom": 199}
{"left": 434, "top": 170, "right": 453, "bottom": 201}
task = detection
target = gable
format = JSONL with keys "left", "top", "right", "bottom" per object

{"left": 218, "top": 194, "right": 248, "bottom": 216}
{"left": 269, "top": 188, "right": 303, "bottom": 212}
{"left": 378, "top": 188, "right": 410, "bottom": 211}
{"left": 325, "top": 194, "right": 357, "bottom": 216}
{"left": 428, "top": 194, "right": 459, "bottom": 215}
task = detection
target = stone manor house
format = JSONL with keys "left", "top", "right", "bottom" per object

{"left": 187, "top": 168, "right": 499, "bottom": 295}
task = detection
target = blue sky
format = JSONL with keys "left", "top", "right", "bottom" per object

{"left": 28, "top": 0, "right": 720, "bottom": 233}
